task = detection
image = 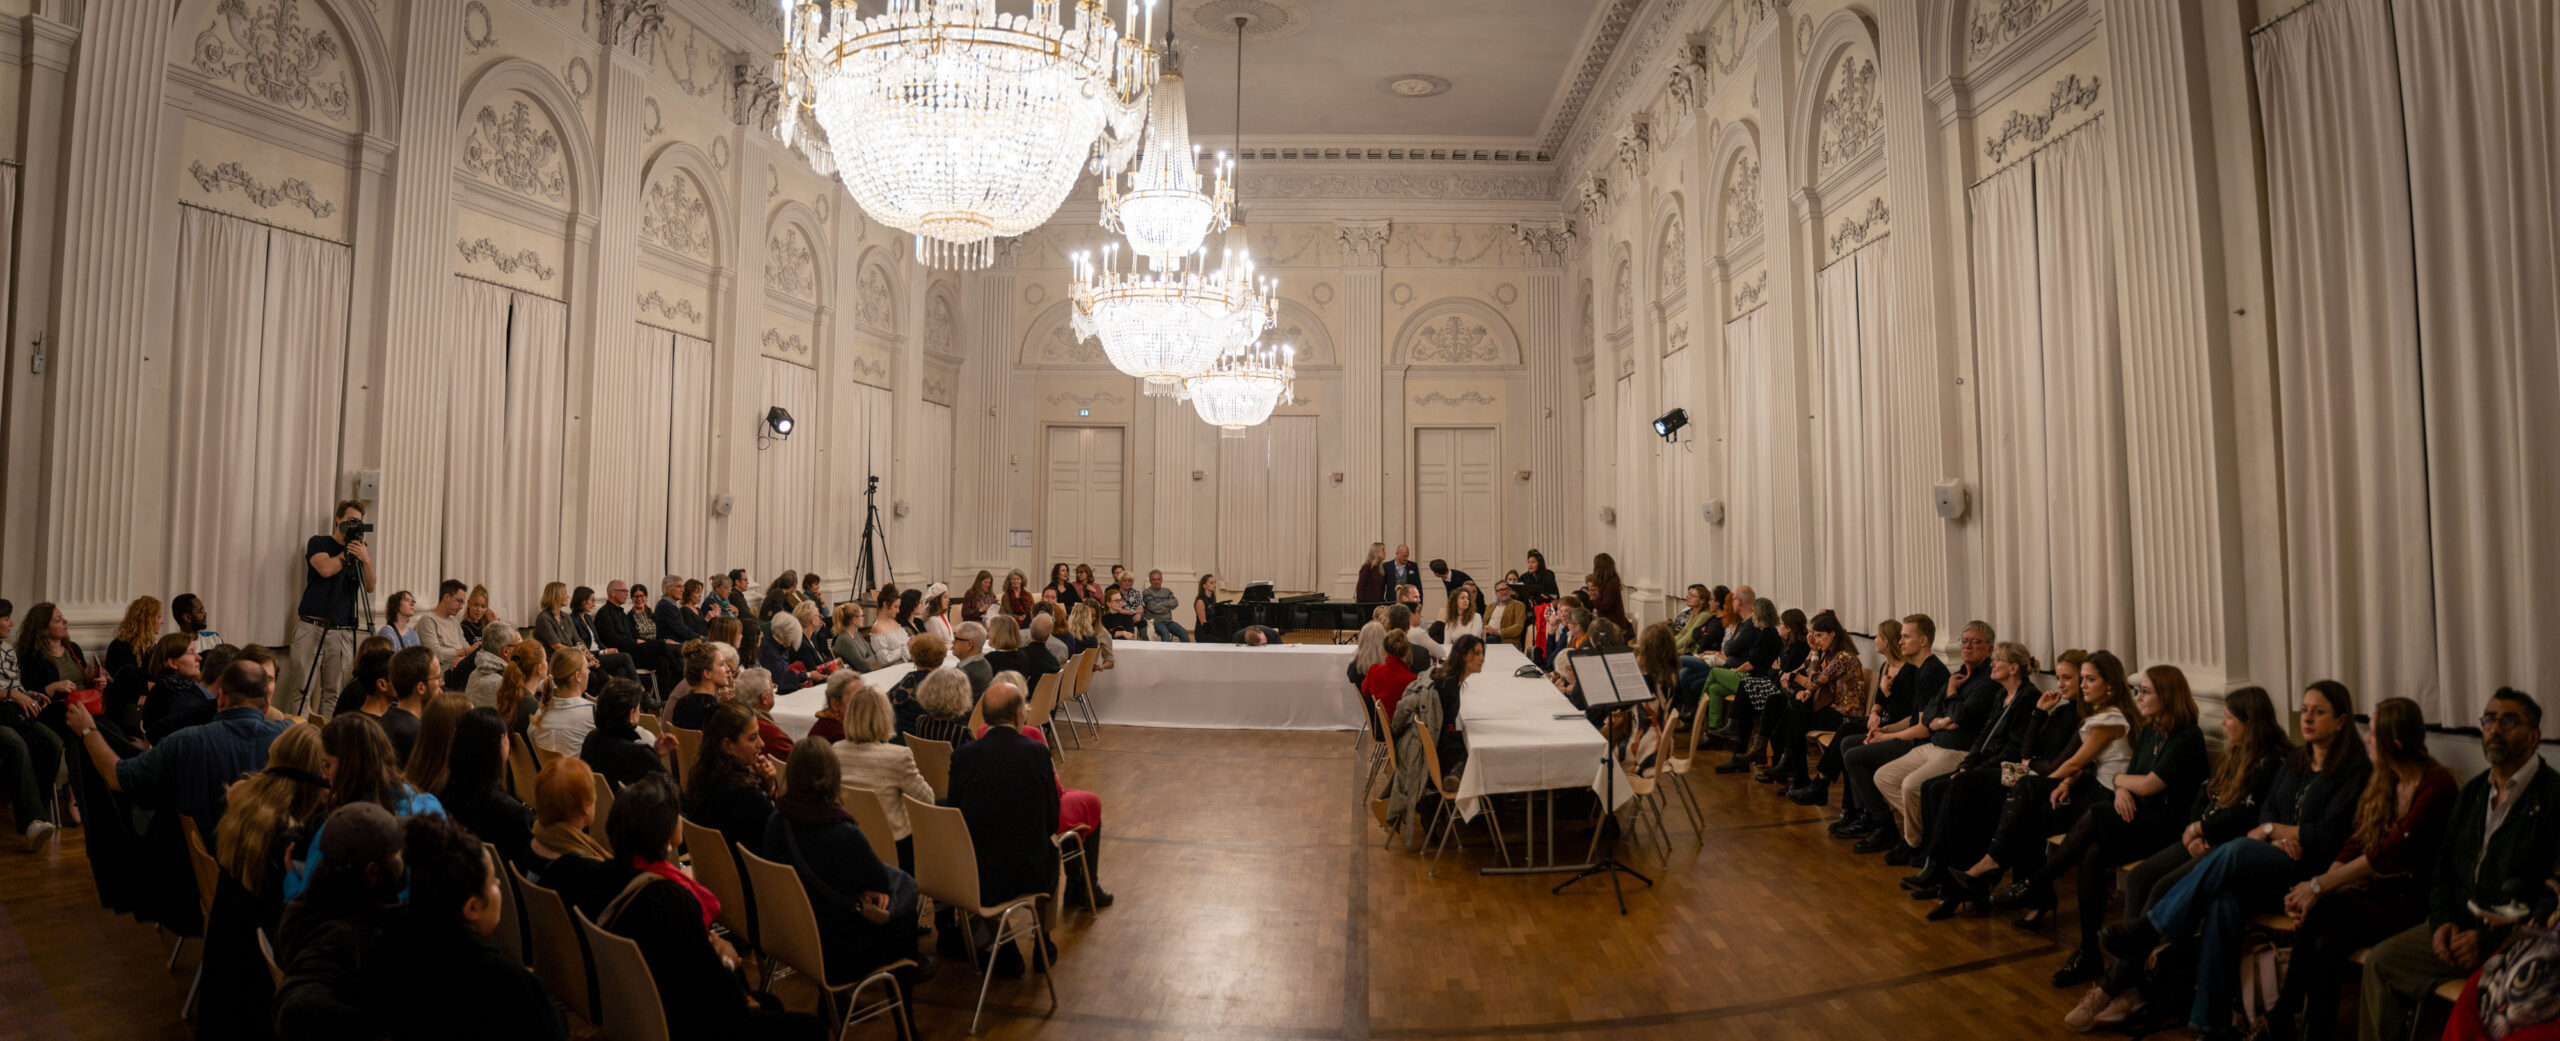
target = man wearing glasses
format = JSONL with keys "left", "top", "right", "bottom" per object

{"left": 2360, "top": 688, "right": 2560, "bottom": 1041}
{"left": 1855, "top": 621, "right": 2004, "bottom": 858}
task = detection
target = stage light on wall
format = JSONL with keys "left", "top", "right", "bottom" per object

{"left": 1653, "top": 407, "right": 1688, "bottom": 441}
{"left": 758, "top": 406, "right": 796, "bottom": 450}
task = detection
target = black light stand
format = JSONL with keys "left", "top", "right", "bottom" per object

{"left": 852, "top": 474, "right": 896, "bottom": 598}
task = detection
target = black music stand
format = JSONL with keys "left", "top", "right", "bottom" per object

{"left": 1553, "top": 648, "right": 1655, "bottom": 913}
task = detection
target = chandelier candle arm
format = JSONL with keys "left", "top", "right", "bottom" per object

{"left": 1187, "top": 341, "right": 1296, "bottom": 438}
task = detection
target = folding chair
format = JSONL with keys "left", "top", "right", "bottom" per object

{"left": 739, "top": 848, "right": 915, "bottom": 1040}
{"left": 907, "top": 796, "right": 1058, "bottom": 1036}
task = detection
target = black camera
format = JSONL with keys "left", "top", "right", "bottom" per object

{"left": 339, "top": 518, "right": 375, "bottom": 541}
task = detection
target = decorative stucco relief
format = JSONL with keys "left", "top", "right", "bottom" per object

{"left": 462, "top": 101, "right": 568, "bottom": 204}
{"left": 1818, "top": 53, "right": 1885, "bottom": 175}
{"left": 193, "top": 0, "right": 354, "bottom": 124}
{"left": 765, "top": 225, "right": 817, "bottom": 299}
{"left": 458, "top": 238, "right": 555, "bottom": 280}
{"left": 188, "top": 160, "right": 336, "bottom": 218}
{"left": 1984, "top": 74, "right": 2104, "bottom": 163}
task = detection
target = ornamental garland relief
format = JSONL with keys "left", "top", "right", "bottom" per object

{"left": 462, "top": 101, "right": 568, "bottom": 203}
{"left": 1409, "top": 315, "right": 1499, "bottom": 364}
{"left": 760, "top": 328, "right": 810, "bottom": 361}
{"left": 637, "top": 290, "right": 703, "bottom": 323}
{"left": 1970, "top": 0, "right": 2059, "bottom": 60}
{"left": 1984, "top": 74, "right": 2104, "bottom": 163}
{"left": 855, "top": 266, "right": 894, "bottom": 330}
{"left": 187, "top": 160, "right": 336, "bottom": 218}
{"left": 1657, "top": 213, "right": 1686, "bottom": 302}
{"left": 1723, "top": 153, "right": 1763, "bottom": 246}
{"left": 1827, "top": 198, "right": 1891, "bottom": 255}
{"left": 457, "top": 238, "right": 555, "bottom": 280}
{"left": 192, "top": 0, "right": 355, "bottom": 125}
{"left": 765, "top": 226, "right": 818, "bottom": 300}
{"left": 639, "top": 175, "right": 713, "bottom": 259}
{"left": 1818, "top": 54, "right": 1886, "bottom": 175}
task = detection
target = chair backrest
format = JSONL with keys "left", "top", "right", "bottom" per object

{"left": 636, "top": 712, "right": 661, "bottom": 738}
{"left": 589, "top": 773, "right": 617, "bottom": 846}
{"left": 838, "top": 783, "right": 902, "bottom": 867}
{"left": 508, "top": 735, "right": 542, "bottom": 807}
{"left": 491, "top": 853, "right": 525, "bottom": 964}
{"left": 907, "top": 736, "right": 952, "bottom": 800}
{"left": 1027, "top": 673, "right": 1059, "bottom": 730}
{"left": 1371, "top": 697, "right": 1398, "bottom": 776}
{"left": 180, "top": 816, "right": 219, "bottom": 918}
{"left": 1076, "top": 649, "right": 1099, "bottom": 699}
{"left": 510, "top": 863, "right": 592, "bottom": 1023}
{"left": 737, "top": 847, "right": 829, "bottom": 988}
{"left": 677, "top": 817, "right": 756, "bottom": 947}
{"left": 967, "top": 695, "right": 986, "bottom": 735}
{"left": 669, "top": 727, "right": 704, "bottom": 787}
{"left": 1418, "top": 725, "right": 1459, "bottom": 800}
{"left": 904, "top": 795, "right": 984, "bottom": 916}
{"left": 256, "top": 927, "right": 284, "bottom": 987}
{"left": 577, "top": 908, "right": 671, "bottom": 1041}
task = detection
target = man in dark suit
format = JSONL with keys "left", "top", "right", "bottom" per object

{"left": 654, "top": 575, "right": 706, "bottom": 643}
{"left": 595, "top": 580, "right": 649, "bottom": 670}
{"left": 942, "top": 682, "right": 1064, "bottom": 973}
{"left": 1428, "top": 558, "right": 1473, "bottom": 597}
{"left": 1382, "top": 544, "right": 1422, "bottom": 596}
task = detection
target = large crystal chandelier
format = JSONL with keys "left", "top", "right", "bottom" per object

{"left": 1068, "top": 243, "right": 1275, "bottom": 396}
{"left": 774, "top": 0, "right": 1159, "bottom": 270}
{"left": 1187, "top": 340, "right": 1294, "bottom": 437}
{"left": 1098, "top": 45, "right": 1232, "bottom": 268}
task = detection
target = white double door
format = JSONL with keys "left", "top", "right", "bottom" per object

{"left": 1412, "top": 426, "right": 1499, "bottom": 610}
{"left": 1042, "top": 426, "right": 1126, "bottom": 573}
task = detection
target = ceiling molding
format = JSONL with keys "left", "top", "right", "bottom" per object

{"left": 1537, "top": 0, "right": 1653, "bottom": 161}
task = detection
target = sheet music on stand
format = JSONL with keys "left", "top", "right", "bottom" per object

{"left": 1568, "top": 649, "right": 1652, "bottom": 710}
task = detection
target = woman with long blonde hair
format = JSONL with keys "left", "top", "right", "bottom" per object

{"left": 200, "top": 722, "right": 328, "bottom": 1036}
{"left": 525, "top": 646, "right": 595, "bottom": 758}
{"left": 105, "top": 595, "right": 164, "bottom": 680}
{"left": 491, "top": 638, "right": 550, "bottom": 731}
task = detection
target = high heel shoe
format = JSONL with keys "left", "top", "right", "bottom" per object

{"left": 1927, "top": 872, "right": 1989, "bottom": 921}
{"left": 1989, "top": 879, "right": 2054, "bottom": 911}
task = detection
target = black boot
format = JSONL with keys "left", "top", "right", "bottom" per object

{"left": 1928, "top": 871, "right": 1991, "bottom": 921}
{"left": 1785, "top": 778, "right": 1830, "bottom": 806}
{"left": 2049, "top": 947, "right": 2102, "bottom": 988}
{"left": 1068, "top": 832, "right": 1116, "bottom": 909}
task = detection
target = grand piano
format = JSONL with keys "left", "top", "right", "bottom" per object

{"left": 1212, "top": 583, "right": 1386, "bottom": 639}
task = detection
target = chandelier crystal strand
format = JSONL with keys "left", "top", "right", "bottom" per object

{"left": 1188, "top": 340, "right": 1295, "bottom": 438}
{"left": 1099, "top": 62, "right": 1233, "bottom": 268}
{"left": 1069, "top": 242, "right": 1277, "bottom": 396}
{"left": 776, "top": 0, "right": 1161, "bottom": 270}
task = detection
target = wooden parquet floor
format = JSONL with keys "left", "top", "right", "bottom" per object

{"left": 0, "top": 726, "right": 2096, "bottom": 1040}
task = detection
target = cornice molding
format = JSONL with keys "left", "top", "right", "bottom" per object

{"left": 1537, "top": 0, "right": 1651, "bottom": 161}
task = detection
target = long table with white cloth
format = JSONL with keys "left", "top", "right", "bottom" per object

{"left": 770, "top": 661, "right": 913, "bottom": 741}
{"left": 1451, "top": 643, "right": 1631, "bottom": 871}
{"left": 1083, "top": 641, "right": 1361, "bottom": 730}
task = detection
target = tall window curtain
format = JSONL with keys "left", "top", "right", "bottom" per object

{"left": 497, "top": 293, "right": 569, "bottom": 619}
{"left": 1216, "top": 416, "right": 1319, "bottom": 592}
{"left": 591, "top": 324, "right": 677, "bottom": 582}
{"left": 2253, "top": 0, "right": 2434, "bottom": 706}
{"left": 666, "top": 332, "right": 715, "bottom": 578}
{"left": 839, "top": 381, "right": 894, "bottom": 578}
{"left": 442, "top": 279, "right": 513, "bottom": 609}
{"left": 756, "top": 358, "right": 821, "bottom": 579}
{"left": 1964, "top": 127, "right": 2132, "bottom": 665}
{"left": 1723, "top": 309, "right": 1777, "bottom": 591}
{"left": 1809, "top": 250, "right": 1889, "bottom": 625}
{"left": 168, "top": 208, "right": 357, "bottom": 645}
{"left": 908, "top": 402, "right": 954, "bottom": 587}
{"left": 1614, "top": 375, "right": 1637, "bottom": 570}
{"left": 2397, "top": 0, "right": 2560, "bottom": 713}
{"left": 1663, "top": 342, "right": 1706, "bottom": 585}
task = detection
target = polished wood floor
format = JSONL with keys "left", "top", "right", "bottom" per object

{"left": 0, "top": 725, "right": 2097, "bottom": 1040}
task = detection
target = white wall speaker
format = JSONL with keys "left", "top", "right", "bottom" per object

{"left": 1933, "top": 480, "right": 1969, "bottom": 521}
{"left": 713, "top": 494, "right": 735, "bottom": 516}
{"left": 1702, "top": 499, "right": 1725, "bottom": 526}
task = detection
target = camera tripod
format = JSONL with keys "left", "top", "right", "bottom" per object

{"left": 851, "top": 474, "right": 896, "bottom": 597}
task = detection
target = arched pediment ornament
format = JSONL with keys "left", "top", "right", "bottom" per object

{"left": 190, "top": 0, "right": 355, "bottom": 124}
{"left": 925, "top": 295, "right": 956, "bottom": 356}
{"left": 1392, "top": 298, "right": 1522, "bottom": 366}
{"left": 640, "top": 171, "right": 713, "bottom": 259}
{"left": 1818, "top": 51, "right": 1885, "bottom": 175}
{"left": 1657, "top": 211, "right": 1687, "bottom": 304}
{"left": 1612, "top": 253, "right": 1634, "bottom": 332}
{"left": 855, "top": 264, "right": 896, "bottom": 332}
{"left": 765, "top": 224, "right": 819, "bottom": 300}
{"left": 464, "top": 98, "right": 568, "bottom": 203}
{"left": 1020, "top": 301, "right": 1108, "bottom": 366}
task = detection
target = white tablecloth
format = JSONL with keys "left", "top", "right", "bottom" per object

{"left": 1450, "top": 644, "right": 1623, "bottom": 819}
{"left": 770, "top": 661, "right": 914, "bottom": 740}
{"left": 1084, "top": 641, "right": 1361, "bottom": 730}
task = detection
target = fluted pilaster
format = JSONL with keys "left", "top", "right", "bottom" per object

{"left": 1875, "top": 0, "right": 1956, "bottom": 624}
{"left": 373, "top": 1, "right": 468, "bottom": 600}
{"left": 1335, "top": 220, "right": 1389, "bottom": 594}
{"left": 2106, "top": 0, "right": 2240, "bottom": 682}
{"left": 580, "top": 50, "right": 649, "bottom": 577}
{"left": 0, "top": 13, "right": 81, "bottom": 607}
{"left": 1755, "top": 23, "right": 1811, "bottom": 603}
{"left": 964, "top": 249, "right": 1017, "bottom": 576}
{"left": 43, "top": 2, "right": 174, "bottom": 618}
{"left": 1513, "top": 221, "right": 1576, "bottom": 572}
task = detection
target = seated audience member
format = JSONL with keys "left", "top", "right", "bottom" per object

{"left": 488, "top": 639, "right": 552, "bottom": 735}
{"left": 1931, "top": 651, "right": 2149, "bottom": 915}
{"left": 757, "top": 613, "right": 814, "bottom": 694}
{"left": 2094, "top": 686, "right": 2399, "bottom": 1038}
{"left": 960, "top": 571, "right": 996, "bottom": 624}
{"left": 980, "top": 668, "right": 1108, "bottom": 906}
{"left": 1693, "top": 591, "right": 1778, "bottom": 737}
{"left": 102, "top": 595, "right": 161, "bottom": 704}
{"left": 1670, "top": 584, "right": 1721, "bottom": 658}
{"left": 271, "top": 803, "right": 406, "bottom": 1041}
{"left": 1034, "top": 610, "right": 1073, "bottom": 663}
{"left": 565, "top": 585, "right": 636, "bottom": 682}
{"left": 401, "top": 693, "right": 471, "bottom": 796}
{"left": 760, "top": 573, "right": 800, "bottom": 624}
{"left": 366, "top": 814, "right": 564, "bottom": 1041}
{"left": 2352, "top": 688, "right": 2560, "bottom": 1041}
{"left": 283, "top": 713, "right": 445, "bottom": 900}
{"left": 952, "top": 622, "right": 995, "bottom": 697}
{"left": 1908, "top": 649, "right": 2089, "bottom": 908}
{"left": 65, "top": 659, "right": 292, "bottom": 838}
{"left": 1758, "top": 612, "right": 1863, "bottom": 796}
{"left": 731, "top": 667, "right": 795, "bottom": 757}
{"left": 1348, "top": 623, "right": 1388, "bottom": 687}
{"left": 1067, "top": 603, "right": 1116, "bottom": 671}
{"left": 868, "top": 602, "right": 912, "bottom": 665}
{"left": 377, "top": 647, "right": 442, "bottom": 772}
{"left": 802, "top": 667, "right": 861, "bottom": 745}
{"left": 1999, "top": 665, "right": 2208, "bottom": 987}
{"left": 174, "top": 593, "right": 224, "bottom": 654}
{"left": 982, "top": 614, "right": 1057, "bottom": 688}
{"left": 200, "top": 721, "right": 328, "bottom": 1039}
{"left": 791, "top": 602, "right": 830, "bottom": 671}
{"left": 0, "top": 599, "right": 67, "bottom": 851}
{"left": 578, "top": 678, "right": 675, "bottom": 791}
{"left": 459, "top": 585, "right": 498, "bottom": 646}
{"left": 653, "top": 577, "right": 705, "bottom": 644}
{"left": 1851, "top": 621, "right": 2003, "bottom": 857}
{"left": 1140, "top": 570, "right": 1189, "bottom": 642}
{"left": 19, "top": 602, "right": 104, "bottom": 707}
{"left": 599, "top": 774, "right": 822, "bottom": 1041}
{"left": 142, "top": 632, "right": 218, "bottom": 743}
{"left": 436, "top": 707, "right": 536, "bottom": 867}
{"left": 920, "top": 584, "right": 956, "bottom": 643}
{"left": 596, "top": 579, "right": 662, "bottom": 679}
{"left": 1486, "top": 582, "right": 1529, "bottom": 647}
{"left": 463, "top": 621, "right": 519, "bottom": 710}
{"left": 764, "top": 740, "right": 929, "bottom": 986}
{"left": 908, "top": 667, "right": 977, "bottom": 748}
{"left": 418, "top": 581, "right": 475, "bottom": 684}
{"left": 892, "top": 589, "right": 927, "bottom": 636}
{"left": 682, "top": 703, "right": 778, "bottom": 848}
{"left": 830, "top": 603, "right": 879, "bottom": 672}
{"left": 999, "top": 570, "right": 1035, "bottom": 623}
{"left": 1418, "top": 635, "right": 1483, "bottom": 778}
{"left": 1441, "top": 588, "right": 1485, "bottom": 644}
{"left": 832, "top": 681, "right": 936, "bottom": 871}
{"left": 1724, "top": 606, "right": 1811, "bottom": 771}
{"left": 530, "top": 582, "right": 577, "bottom": 653}
{"left": 525, "top": 756, "right": 623, "bottom": 916}
{"left": 1191, "top": 575, "right": 1227, "bottom": 644}
{"left": 668, "top": 641, "right": 734, "bottom": 731}
{"left": 1811, "top": 613, "right": 1944, "bottom": 818}
{"left": 1364, "top": 629, "right": 1431, "bottom": 723}
{"left": 1072, "top": 565, "right": 1106, "bottom": 609}
{"left": 889, "top": 634, "right": 948, "bottom": 733}
{"left": 1042, "top": 563, "right": 1079, "bottom": 608}
{"left": 526, "top": 648, "right": 597, "bottom": 759}
{"left": 1099, "top": 574, "right": 1139, "bottom": 636}
{"left": 944, "top": 681, "right": 1069, "bottom": 973}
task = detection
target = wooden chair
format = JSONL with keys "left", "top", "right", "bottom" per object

{"left": 1369, "top": 702, "right": 1403, "bottom": 834}
{"left": 1417, "top": 732, "right": 1507, "bottom": 877}
{"left": 589, "top": 772, "right": 618, "bottom": 847}
{"left": 1063, "top": 649, "right": 1101, "bottom": 738}
{"left": 180, "top": 817, "right": 220, "bottom": 1018}
{"left": 636, "top": 712, "right": 661, "bottom": 738}
{"left": 839, "top": 784, "right": 903, "bottom": 868}
{"left": 668, "top": 726, "right": 705, "bottom": 788}
{"left": 678, "top": 818, "right": 758, "bottom": 958}
{"left": 1360, "top": 696, "right": 1392, "bottom": 801}
{"left": 738, "top": 848, "right": 915, "bottom": 1040}
{"left": 1659, "top": 702, "right": 1710, "bottom": 833}
{"left": 491, "top": 851, "right": 525, "bottom": 964}
{"left": 256, "top": 928, "right": 283, "bottom": 988}
{"left": 578, "top": 908, "right": 672, "bottom": 1041}
{"left": 1027, "top": 674, "right": 1065, "bottom": 758}
{"left": 906, "top": 796, "right": 1058, "bottom": 1036}
{"left": 511, "top": 862, "right": 594, "bottom": 1025}
{"left": 907, "top": 737, "right": 953, "bottom": 801}
{"left": 1036, "top": 669, "right": 1078, "bottom": 750}
{"left": 508, "top": 734, "right": 543, "bottom": 808}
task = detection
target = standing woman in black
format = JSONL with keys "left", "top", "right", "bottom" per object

{"left": 1517, "top": 549, "right": 1560, "bottom": 605}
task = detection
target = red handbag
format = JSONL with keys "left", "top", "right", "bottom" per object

{"left": 64, "top": 688, "right": 104, "bottom": 716}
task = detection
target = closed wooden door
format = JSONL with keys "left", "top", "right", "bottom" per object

{"left": 1042, "top": 426, "right": 1125, "bottom": 571}
{"left": 1413, "top": 427, "right": 1500, "bottom": 594}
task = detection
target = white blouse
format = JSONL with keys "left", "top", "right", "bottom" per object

{"left": 529, "top": 697, "right": 597, "bottom": 758}
{"left": 2079, "top": 707, "right": 2133, "bottom": 791}
{"left": 870, "top": 630, "right": 911, "bottom": 666}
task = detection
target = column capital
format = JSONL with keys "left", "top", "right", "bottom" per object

{"left": 1510, "top": 219, "right": 1575, "bottom": 268}
{"left": 1335, "top": 219, "right": 1391, "bottom": 267}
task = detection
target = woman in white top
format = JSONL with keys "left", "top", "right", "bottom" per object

{"left": 526, "top": 646, "right": 598, "bottom": 758}
{"left": 829, "top": 680, "right": 935, "bottom": 871}
{"left": 920, "top": 584, "right": 955, "bottom": 643}
{"left": 866, "top": 599, "right": 910, "bottom": 665}
{"left": 1441, "top": 588, "right": 1485, "bottom": 643}
{"left": 1942, "top": 649, "right": 2133, "bottom": 915}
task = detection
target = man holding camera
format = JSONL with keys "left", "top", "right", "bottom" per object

{"left": 284, "top": 499, "right": 375, "bottom": 715}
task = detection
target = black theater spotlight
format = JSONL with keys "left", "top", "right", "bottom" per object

{"left": 758, "top": 405, "right": 796, "bottom": 450}
{"left": 1653, "top": 407, "right": 1689, "bottom": 442}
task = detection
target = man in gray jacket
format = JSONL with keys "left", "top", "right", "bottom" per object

{"left": 1140, "top": 570, "right": 1188, "bottom": 642}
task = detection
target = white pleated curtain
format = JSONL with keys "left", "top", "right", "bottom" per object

{"left": 756, "top": 358, "right": 821, "bottom": 579}
{"left": 1963, "top": 127, "right": 2132, "bottom": 666}
{"left": 2253, "top": 0, "right": 2435, "bottom": 706}
{"left": 439, "top": 279, "right": 565, "bottom": 621}
{"left": 838, "top": 382, "right": 895, "bottom": 583}
{"left": 1722, "top": 309, "right": 1778, "bottom": 591}
{"left": 2395, "top": 0, "right": 2560, "bottom": 714}
{"left": 666, "top": 332, "right": 715, "bottom": 578}
{"left": 1808, "top": 246, "right": 1892, "bottom": 627}
{"left": 908, "top": 402, "right": 954, "bottom": 587}
{"left": 1662, "top": 343, "right": 1707, "bottom": 585}
{"left": 1215, "top": 416, "right": 1320, "bottom": 592}
{"left": 442, "top": 279, "right": 513, "bottom": 610}
{"left": 166, "top": 207, "right": 351, "bottom": 644}
{"left": 589, "top": 324, "right": 678, "bottom": 582}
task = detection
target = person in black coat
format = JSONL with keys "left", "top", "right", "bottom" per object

{"left": 435, "top": 708, "right": 536, "bottom": 868}
{"left": 601, "top": 774, "right": 821, "bottom": 1041}
{"left": 682, "top": 704, "right": 777, "bottom": 850}
{"left": 943, "top": 683, "right": 1060, "bottom": 909}
{"left": 759, "top": 741, "right": 925, "bottom": 986}
{"left": 364, "top": 815, "right": 563, "bottom": 1041}
{"left": 272, "top": 803, "right": 407, "bottom": 1041}
{"left": 579, "top": 679, "right": 674, "bottom": 790}
{"left": 654, "top": 588, "right": 706, "bottom": 644}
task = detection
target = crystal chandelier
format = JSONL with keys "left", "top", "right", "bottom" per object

{"left": 1187, "top": 340, "right": 1295, "bottom": 438}
{"left": 774, "top": 0, "right": 1159, "bottom": 270}
{"left": 1069, "top": 243, "right": 1276, "bottom": 396}
{"left": 1098, "top": 46, "right": 1232, "bottom": 268}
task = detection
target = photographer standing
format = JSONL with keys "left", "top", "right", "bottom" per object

{"left": 285, "top": 499, "right": 375, "bottom": 714}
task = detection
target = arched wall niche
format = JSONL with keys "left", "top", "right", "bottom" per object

{"left": 851, "top": 246, "right": 902, "bottom": 339}
{"left": 1706, "top": 119, "right": 1765, "bottom": 261}
{"left": 1793, "top": 10, "right": 1887, "bottom": 195}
